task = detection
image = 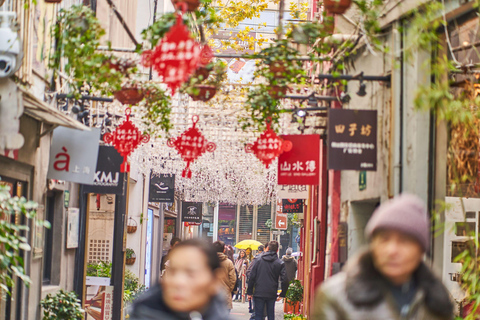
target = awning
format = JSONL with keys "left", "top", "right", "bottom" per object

{"left": 20, "top": 88, "right": 90, "bottom": 131}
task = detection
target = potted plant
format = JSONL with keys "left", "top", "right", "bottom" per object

{"left": 141, "top": 82, "right": 172, "bottom": 136}
{"left": 258, "top": 40, "right": 304, "bottom": 81}
{"left": 114, "top": 86, "right": 145, "bottom": 105}
{"left": 182, "top": 60, "right": 227, "bottom": 102}
{"left": 242, "top": 84, "right": 283, "bottom": 130}
{"left": 284, "top": 280, "right": 303, "bottom": 314}
{"left": 50, "top": 5, "right": 126, "bottom": 96}
{"left": 127, "top": 217, "right": 138, "bottom": 234}
{"left": 323, "top": 0, "right": 352, "bottom": 14}
{"left": 173, "top": 0, "right": 201, "bottom": 12}
{"left": 126, "top": 248, "right": 136, "bottom": 265}
{"left": 289, "top": 19, "right": 335, "bottom": 45}
{"left": 40, "top": 290, "right": 84, "bottom": 320}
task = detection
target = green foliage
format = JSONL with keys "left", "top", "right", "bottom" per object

{"left": 40, "top": 290, "right": 84, "bottom": 320}
{"left": 86, "top": 261, "right": 145, "bottom": 303}
{"left": 284, "top": 314, "right": 307, "bottom": 320}
{"left": 126, "top": 248, "right": 135, "bottom": 259}
{"left": 141, "top": 82, "right": 172, "bottom": 136}
{"left": 0, "top": 185, "right": 49, "bottom": 296}
{"left": 286, "top": 279, "right": 304, "bottom": 304}
{"left": 50, "top": 5, "right": 133, "bottom": 95}
{"left": 181, "top": 60, "right": 227, "bottom": 95}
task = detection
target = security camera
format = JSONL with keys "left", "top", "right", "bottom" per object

{"left": 0, "top": 12, "right": 23, "bottom": 78}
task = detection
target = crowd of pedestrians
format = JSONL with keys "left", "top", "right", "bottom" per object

{"left": 129, "top": 193, "right": 455, "bottom": 320}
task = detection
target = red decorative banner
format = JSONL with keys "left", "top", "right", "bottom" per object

{"left": 245, "top": 122, "right": 292, "bottom": 168}
{"left": 278, "top": 134, "right": 320, "bottom": 185}
{"left": 103, "top": 108, "right": 150, "bottom": 173}
{"left": 167, "top": 116, "right": 216, "bottom": 178}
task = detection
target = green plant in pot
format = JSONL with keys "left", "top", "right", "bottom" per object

{"left": 242, "top": 84, "right": 284, "bottom": 131}
{"left": 182, "top": 60, "right": 227, "bottom": 102}
{"left": 285, "top": 279, "right": 303, "bottom": 308}
{"left": 50, "top": 5, "right": 127, "bottom": 96}
{"left": 40, "top": 290, "right": 84, "bottom": 320}
{"left": 141, "top": 82, "right": 173, "bottom": 136}
{"left": 126, "top": 248, "right": 136, "bottom": 265}
{"left": 288, "top": 17, "right": 335, "bottom": 46}
{"left": 257, "top": 39, "right": 305, "bottom": 84}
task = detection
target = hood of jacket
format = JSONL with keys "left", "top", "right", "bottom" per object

{"left": 130, "top": 284, "right": 230, "bottom": 320}
{"left": 217, "top": 252, "right": 227, "bottom": 261}
{"left": 344, "top": 250, "right": 453, "bottom": 319}
{"left": 282, "top": 255, "right": 295, "bottom": 262}
{"left": 261, "top": 251, "right": 278, "bottom": 262}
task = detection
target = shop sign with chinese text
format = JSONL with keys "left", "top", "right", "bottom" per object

{"left": 181, "top": 201, "right": 203, "bottom": 223}
{"left": 277, "top": 185, "right": 308, "bottom": 199}
{"left": 275, "top": 199, "right": 288, "bottom": 230}
{"left": 47, "top": 127, "right": 100, "bottom": 184}
{"left": 328, "top": 109, "right": 377, "bottom": 171}
{"left": 282, "top": 199, "right": 304, "bottom": 214}
{"left": 149, "top": 172, "right": 175, "bottom": 202}
{"left": 278, "top": 135, "right": 320, "bottom": 185}
{"left": 83, "top": 146, "right": 125, "bottom": 195}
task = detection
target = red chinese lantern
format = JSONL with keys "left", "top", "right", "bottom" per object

{"left": 245, "top": 121, "right": 292, "bottom": 168}
{"left": 103, "top": 108, "right": 150, "bottom": 172}
{"left": 167, "top": 116, "right": 216, "bottom": 178}
{"left": 143, "top": 11, "right": 201, "bottom": 93}
{"left": 199, "top": 45, "right": 214, "bottom": 66}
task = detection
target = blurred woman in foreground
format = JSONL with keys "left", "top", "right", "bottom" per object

{"left": 130, "top": 239, "right": 230, "bottom": 320}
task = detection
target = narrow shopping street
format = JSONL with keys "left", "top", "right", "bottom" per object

{"left": 2, "top": 0, "right": 480, "bottom": 319}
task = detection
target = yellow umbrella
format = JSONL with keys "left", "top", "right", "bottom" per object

{"left": 234, "top": 239, "right": 264, "bottom": 250}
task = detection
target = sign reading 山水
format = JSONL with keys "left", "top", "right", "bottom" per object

{"left": 328, "top": 109, "right": 377, "bottom": 171}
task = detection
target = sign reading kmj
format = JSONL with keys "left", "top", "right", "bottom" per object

{"left": 83, "top": 146, "right": 125, "bottom": 195}
{"left": 328, "top": 109, "right": 377, "bottom": 171}
{"left": 278, "top": 135, "right": 320, "bottom": 185}
{"left": 47, "top": 127, "right": 100, "bottom": 184}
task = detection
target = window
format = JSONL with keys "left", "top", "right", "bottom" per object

{"left": 43, "top": 195, "right": 55, "bottom": 284}
{"left": 238, "top": 205, "right": 253, "bottom": 242}
{"left": 257, "top": 205, "right": 272, "bottom": 245}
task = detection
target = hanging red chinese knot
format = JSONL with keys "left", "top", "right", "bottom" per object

{"left": 142, "top": 12, "right": 201, "bottom": 93}
{"left": 245, "top": 121, "right": 292, "bottom": 168}
{"left": 167, "top": 116, "right": 216, "bottom": 178}
{"left": 103, "top": 108, "right": 150, "bottom": 173}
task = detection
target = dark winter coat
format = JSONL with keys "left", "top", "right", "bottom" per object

{"left": 247, "top": 251, "right": 287, "bottom": 299}
{"left": 281, "top": 255, "right": 297, "bottom": 285}
{"left": 311, "top": 250, "right": 454, "bottom": 320}
{"left": 129, "top": 284, "right": 230, "bottom": 320}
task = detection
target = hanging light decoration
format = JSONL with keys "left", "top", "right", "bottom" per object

{"left": 245, "top": 120, "right": 292, "bottom": 168}
{"left": 167, "top": 115, "right": 216, "bottom": 178}
{"left": 103, "top": 108, "right": 150, "bottom": 172}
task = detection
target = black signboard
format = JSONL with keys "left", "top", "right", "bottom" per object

{"left": 181, "top": 202, "right": 203, "bottom": 223}
{"left": 282, "top": 199, "right": 304, "bottom": 214}
{"left": 328, "top": 109, "right": 377, "bottom": 171}
{"left": 83, "top": 146, "right": 125, "bottom": 195}
{"left": 149, "top": 172, "right": 175, "bottom": 202}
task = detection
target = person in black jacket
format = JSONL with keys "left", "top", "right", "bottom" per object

{"left": 247, "top": 241, "right": 287, "bottom": 320}
{"left": 130, "top": 239, "right": 230, "bottom": 320}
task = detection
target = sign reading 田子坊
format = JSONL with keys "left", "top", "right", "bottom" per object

{"left": 328, "top": 109, "right": 377, "bottom": 171}
{"left": 278, "top": 134, "right": 320, "bottom": 185}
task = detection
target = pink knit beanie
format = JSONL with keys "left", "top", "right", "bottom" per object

{"left": 365, "top": 193, "right": 430, "bottom": 252}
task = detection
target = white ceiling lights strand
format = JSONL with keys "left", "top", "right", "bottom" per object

{"left": 131, "top": 90, "right": 280, "bottom": 205}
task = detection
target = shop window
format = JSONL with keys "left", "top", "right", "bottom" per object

{"left": 257, "top": 205, "right": 272, "bottom": 245}
{"left": 88, "top": 239, "right": 111, "bottom": 263}
{"left": 238, "top": 205, "right": 253, "bottom": 242}
{"left": 43, "top": 195, "right": 55, "bottom": 284}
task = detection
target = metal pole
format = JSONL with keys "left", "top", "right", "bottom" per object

{"left": 111, "top": 176, "right": 127, "bottom": 320}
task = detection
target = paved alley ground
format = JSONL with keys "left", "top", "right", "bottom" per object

{"left": 230, "top": 300, "right": 285, "bottom": 320}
